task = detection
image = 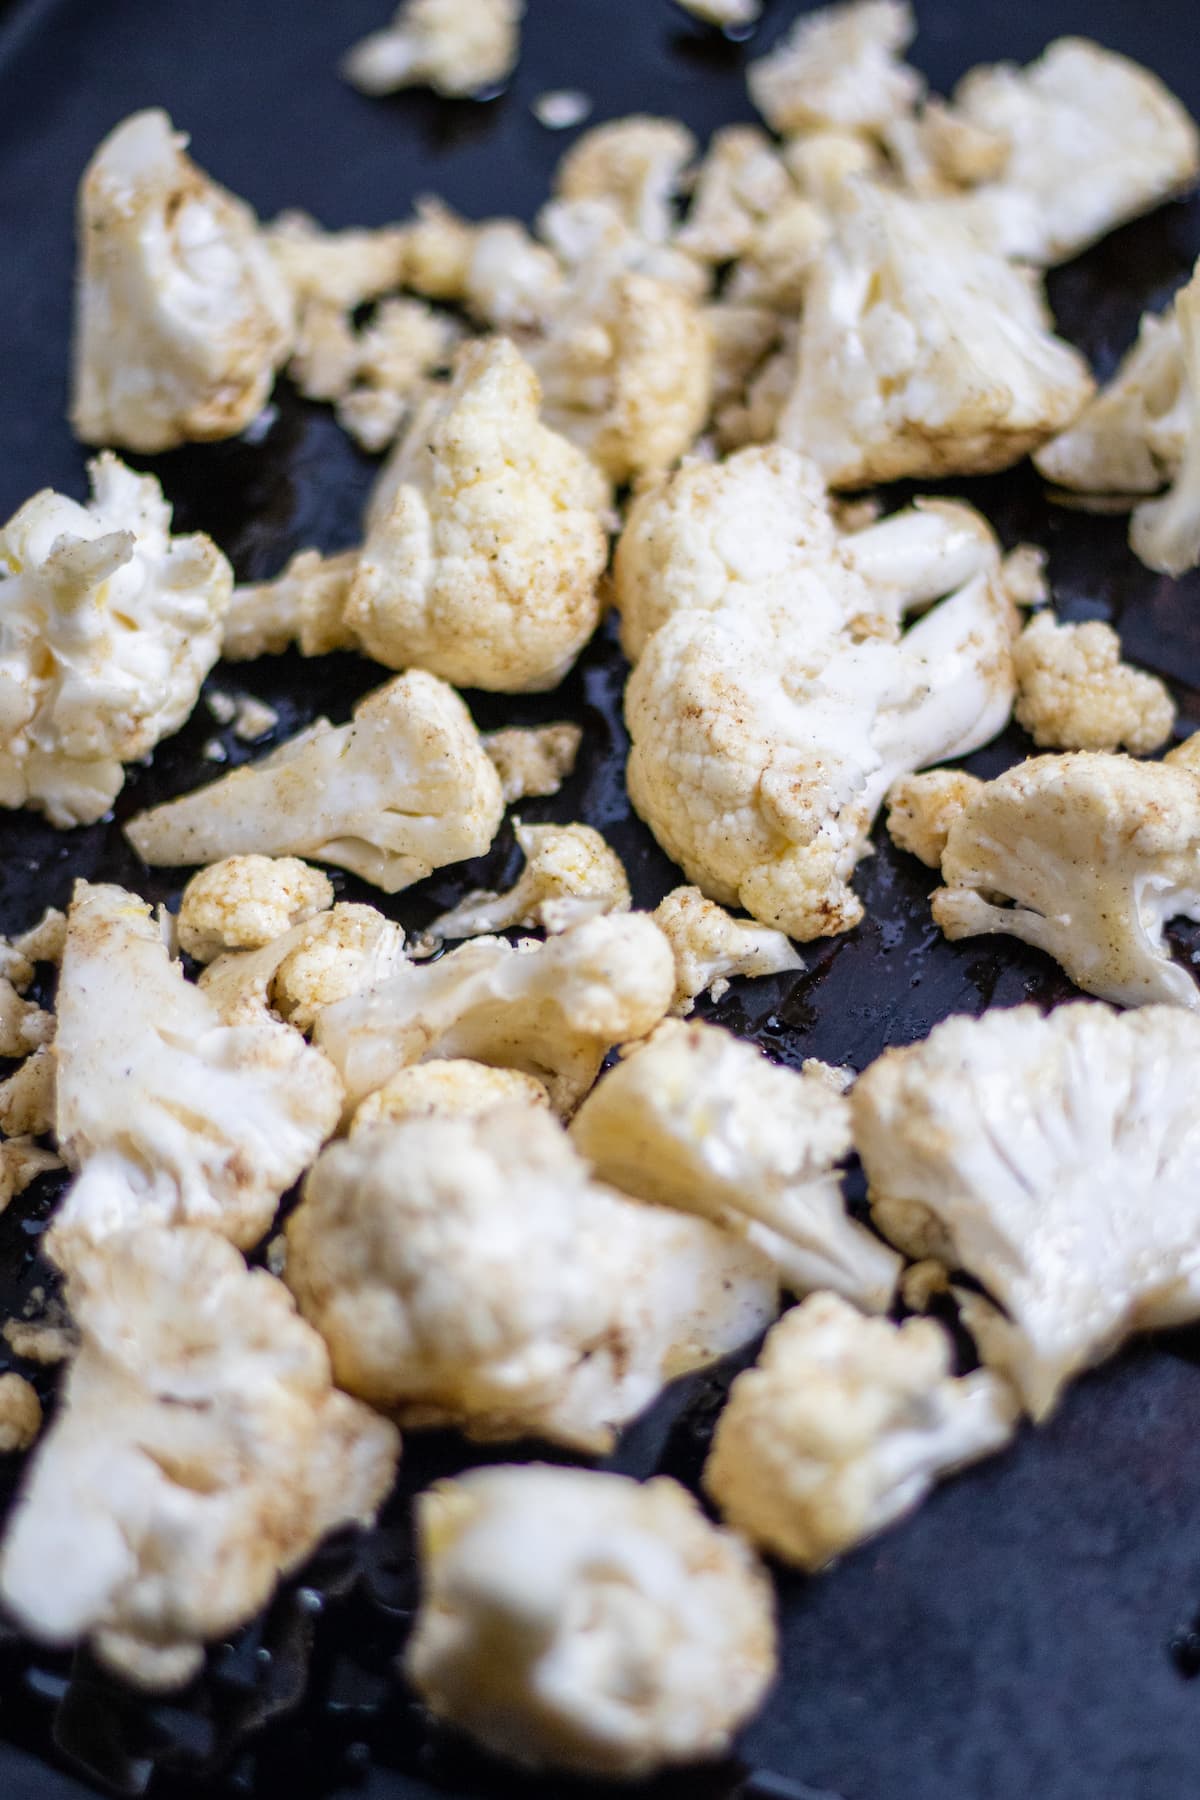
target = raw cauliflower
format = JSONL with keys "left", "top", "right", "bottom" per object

{"left": 852, "top": 1002, "right": 1200, "bottom": 1416}
{"left": 1034, "top": 304, "right": 1187, "bottom": 495}
{"left": 571, "top": 1019, "right": 899, "bottom": 1307}
{"left": 747, "top": 0, "right": 923, "bottom": 137}
{"left": 177, "top": 856, "right": 334, "bottom": 962}
{"left": 483, "top": 723, "right": 582, "bottom": 803}
{"left": 343, "top": 0, "right": 523, "bottom": 98}
{"left": 350, "top": 1059, "right": 549, "bottom": 1135}
{"left": 265, "top": 209, "right": 410, "bottom": 312}
{"left": 676, "top": 129, "right": 792, "bottom": 265}
{"left": 72, "top": 110, "right": 294, "bottom": 452}
{"left": 651, "top": 886, "right": 803, "bottom": 1013}
{"left": 222, "top": 549, "right": 359, "bottom": 661}
{"left": 0, "top": 455, "right": 232, "bottom": 828}
{"left": 704, "top": 1294, "right": 1017, "bottom": 1568}
{"left": 885, "top": 768, "right": 983, "bottom": 868}
{"left": 285, "top": 1107, "right": 776, "bottom": 1450}
{"left": 125, "top": 671, "right": 504, "bottom": 893}
{"left": 1130, "top": 265, "right": 1200, "bottom": 577}
{"left": 406, "top": 1465, "right": 777, "bottom": 1777}
{"left": 0, "top": 1227, "right": 398, "bottom": 1689}
{"left": 429, "top": 822, "right": 630, "bottom": 939}
{"left": 554, "top": 117, "right": 697, "bottom": 249}
{"left": 199, "top": 903, "right": 408, "bottom": 1033}
{"left": 0, "top": 1047, "right": 56, "bottom": 1140}
{"left": 1013, "top": 613, "right": 1175, "bottom": 754}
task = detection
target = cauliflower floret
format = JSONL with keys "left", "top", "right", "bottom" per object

{"left": 0, "top": 983, "right": 52, "bottom": 1060}
{"left": 853, "top": 1002, "right": 1200, "bottom": 1416}
{"left": 315, "top": 913, "right": 675, "bottom": 1116}
{"left": 0, "top": 1227, "right": 398, "bottom": 1689}
{"left": 881, "top": 99, "right": 1011, "bottom": 198}
{"left": 707, "top": 304, "right": 783, "bottom": 417}
{"left": 1130, "top": 265, "right": 1200, "bottom": 577}
{"left": 704, "top": 1294, "right": 1017, "bottom": 1568}
{"left": 463, "top": 219, "right": 564, "bottom": 330}
{"left": 350, "top": 1059, "right": 549, "bottom": 1135}
{"left": 651, "top": 886, "right": 803, "bottom": 1013}
{"left": 49, "top": 881, "right": 343, "bottom": 1255}
{"left": 929, "top": 750, "right": 1200, "bottom": 1009}
{"left": 0, "top": 1373, "right": 41, "bottom": 1454}
{"left": 223, "top": 549, "right": 359, "bottom": 661}
{"left": 342, "top": 0, "right": 523, "bottom": 97}
{"left": 0, "top": 1047, "right": 56, "bottom": 1139}
{"left": 885, "top": 768, "right": 983, "bottom": 868}
{"left": 265, "top": 210, "right": 410, "bottom": 311}
{"left": 571, "top": 1019, "right": 899, "bottom": 1307}
{"left": 200, "top": 903, "right": 408, "bottom": 1032}
{"left": 0, "top": 908, "right": 67, "bottom": 991}
{"left": 675, "top": 128, "right": 791, "bottom": 264}
{"left": 311, "top": 297, "right": 459, "bottom": 455}
{"left": 177, "top": 856, "right": 335, "bottom": 963}
{"left": 430, "top": 822, "right": 630, "bottom": 939}
{"left": 0, "top": 1139, "right": 62, "bottom": 1211}
{"left": 483, "top": 723, "right": 582, "bottom": 803}
{"left": 675, "top": 0, "right": 761, "bottom": 26}
{"left": 0, "top": 455, "right": 232, "bottom": 828}
{"left": 747, "top": 0, "right": 923, "bottom": 137}
{"left": 1035, "top": 305, "right": 1186, "bottom": 495}
{"left": 1013, "top": 613, "right": 1175, "bottom": 754}
{"left": 724, "top": 197, "right": 832, "bottom": 311}
{"left": 125, "top": 671, "right": 504, "bottom": 893}
{"left": 555, "top": 117, "right": 697, "bottom": 248}
{"left": 72, "top": 110, "right": 294, "bottom": 452}
{"left": 406, "top": 1464, "right": 776, "bottom": 1777}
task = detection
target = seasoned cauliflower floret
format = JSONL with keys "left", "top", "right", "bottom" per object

{"left": 885, "top": 768, "right": 983, "bottom": 868}
{"left": 483, "top": 723, "right": 582, "bottom": 804}
{"left": 265, "top": 210, "right": 410, "bottom": 312}
{"left": 572, "top": 1019, "right": 899, "bottom": 1307}
{"left": 0, "top": 1227, "right": 398, "bottom": 1689}
{"left": 223, "top": 549, "right": 359, "bottom": 662}
{"left": 0, "top": 1139, "right": 61, "bottom": 1212}
{"left": 463, "top": 219, "right": 564, "bottom": 330}
{"left": 430, "top": 822, "right": 630, "bottom": 939}
{"left": 200, "top": 903, "right": 407, "bottom": 1032}
{"left": 350, "top": 1059, "right": 549, "bottom": 1135}
{"left": 651, "top": 886, "right": 803, "bottom": 1013}
{"left": 342, "top": 0, "right": 523, "bottom": 98}
{"left": 705, "top": 1294, "right": 1017, "bottom": 1568}
{"left": 0, "top": 983, "right": 52, "bottom": 1060}
{"left": 853, "top": 1002, "right": 1200, "bottom": 1416}
{"left": 285, "top": 1108, "right": 776, "bottom": 1449}
{"left": 0, "top": 1047, "right": 56, "bottom": 1140}
{"left": 125, "top": 671, "right": 504, "bottom": 893}
{"left": 0, "top": 1374, "right": 41, "bottom": 1455}
{"left": 676, "top": 128, "right": 791, "bottom": 265}
{"left": 748, "top": 0, "right": 923, "bottom": 137}
{"left": 1130, "top": 265, "right": 1200, "bottom": 577}
{"left": 555, "top": 117, "right": 697, "bottom": 248}
{"left": 1013, "top": 613, "right": 1175, "bottom": 754}
{"left": 0, "top": 456, "right": 232, "bottom": 828}
{"left": 290, "top": 295, "right": 459, "bottom": 454}
{"left": 1035, "top": 305, "right": 1187, "bottom": 495}
{"left": 407, "top": 1464, "right": 776, "bottom": 1777}
{"left": 72, "top": 110, "right": 294, "bottom": 452}
{"left": 177, "top": 856, "right": 334, "bottom": 963}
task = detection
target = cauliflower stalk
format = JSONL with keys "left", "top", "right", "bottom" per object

{"left": 429, "top": 821, "right": 630, "bottom": 939}
{"left": 1013, "top": 613, "right": 1175, "bottom": 753}
{"left": 1130, "top": 264, "right": 1200, "bottom": 577}
{"left": 342, "top": 0, "right": 524, "bottom": 99}
{"left": 652, "top": 886, "right": 804, "bottom": 1013}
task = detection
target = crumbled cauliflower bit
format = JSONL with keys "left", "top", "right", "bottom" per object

{"left": 315, "top": 912, "right": 675, "bottom": 1117}
{"left": 715, "top": 323, "right": 797, "bottom": 450}
{"left": 206, "top": 689, "right": 237, "bottom": 726}
{"left": 0, "top": 983, "right": 53, "bottom": 1060}
{"left": 651, "top": 887, "right": 803, "bottom": 1013}
{"left": 0, "top": 1227, "right": 398, "bottom": 1689}
{"left": 464, "top": 220, "right": 563, "bottom": 330}
{"left": 202, "top": 738, "right": 227, "bottom": 764}
{"left": 350, "top": 1060, "right": 549, "bottom": 1135}
{"left": 676, "top": 0, "right": 760, "bottom": 24}
{"left": 50, "top": 881, "right": 343, "bottom": 1255}
{"left": 402, "top": 197, "right": 476, "bottom": 302}
{"left": 555, "top": 117, "right": 697, "bottom": 247}
{"left": 232, "top": 695, "right": 278, "bottom": 742}
{"left": 1035, "top": 305, "right": 1186, "bottom": 495}
{"left": 883, "top": 99, "right": 1011, "bottom": 197}
{"left": 704, "top": 1294, "right": 1016, "bottom": 1568}
{"left": 572, "top": 1019, "right": 898, "bottom": 1307}
{"left": 177, "top": 856, "right": 335, "bottom": 963}
{"left": 287, "top": 1109, "right": 776, "bottom": 1451}
{"left": 748, "top": 0, "right": 923, "bottom": 137}
{"left": 431, "top": 822, "right": 631, "bottom": 940}
{"left": 0, "top": 1047, "right": 56, "bottom": 1140}
{"left": 706, "top": 305, "right": 783, "bottom": 416}
{"left": 343, "top": 0, "right": 523, "bottom": 98}
{"left": 125, "top": 671, "right": 505, "bottom": 894}
{"left": 1130, "top": 266, "right": 1200, "bottom": 577}
{"left": 784, "top": 129, "right": 885, "bottom": 200}
{"left": 532, "top": 90, "right": 593, "bottom": 132}
{"left": 406, "top": 1464, "right": 776, "bottom": 1777}
{"left": 266, "top": 210, "right": 410, "bottom": 311}
{"left": 0, "top": 1373, "right": 41, "bottom": 1453}
{"left": 72, "top": 110, "right": 294, "bottom": 452}
{"left": 724, "top": 198, "right": 831, "bottom": 310}
{"left": 802, "top": 1058, "right": 856, "bottom": 1095}
{"left": 886, "top": 768, "right": 984, "bottom": 868}
{"left": 289, "top": 300, "right": 360, "bottom": 401}
{"left": 0, "top": 909, "right": 67, "bottom": 992}
{"left": 0, "top": 1139, "right": 62, "bottom": 1211}
{"left": 200, "top": 902, "right": 407, "bottom": 1033}
{"left": 0, "top": 454, "right": 232, "bottom": 828}
{"left": 676, "top": 127, "right": 791, "bottom": 264}
{"left": 223, "top": 549, "right": 359, "bottom": 661}
{"left": 1013, "top": 613, "right": 1176, "bottom": 754}
{"left": 483, "top": 723, "right": 582, "bottom": 804}
{"left": 999, "top": 542, "right": 1050, "bottom": 609}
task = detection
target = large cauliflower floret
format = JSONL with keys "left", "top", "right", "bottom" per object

{"left": 199, "top": 902, "right": 408, "bottom": 1032}
{"left": 1130, "top": 265, "right": 1200, "bottom": 577}
{"left": 0, "top": 1227, "right": 398, "bottom": 1690}
{"left": 177, "top": 856, "right": 334, "bottom": 963}
{"left": 72, "top": 110, "right": 294, "bottom": 452}
{"left": 571, "top": 1020, "right": 899, "bottom": 1307}
{"left": 651, "top": 886, "right": 803, "bottom": 1014}
{"left": 350, "top": 1059, "right": 549, "bottom": 1135}
{"left": 0, "top": 456, "right": 232, "bottom": 828}
{"left": 285, "top": 1109, "right": 777, "bottom": 1450}
{"left": 747, "top": 0, "right": 923, "bottom": 137}
{"left": 314, "top": 913, "right": 676, "bottom": 1116}
{"left": 885, "top": 768, "right": 983, "bottom": 868}
{"left": 406, "top": 1465, "right": 777, "bottom": 1777}
{"left": 125, "top": 671, "right": 504, "bottom": 893}
{"left": 704, "top": 1294, "right": 1017, "bottom": 1569}
{"left": 1034, "top": 305, "right": 1187, "bottom": 495}
{"left": 853, "top": 1002, "right": 1200, "bottom": 1417}
{"left": 342, "top": 0, "right": 523, "bottom": 98}
{"left": 50, "top": 881, "right": 343, "bottom": 1256}
{"left": 429, "top": 822, "right": 630, "bottom": 940}
{"left": 929, "top": 750, "right": 1200, "bottom": 1010}
{"left": 1013, "top": 614, "right": 1175, "bottom": 754}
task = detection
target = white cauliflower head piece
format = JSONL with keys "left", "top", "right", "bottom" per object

{"left": 704, "top": 1293, "right": 1017, "bottom": 1568}
{"left": 886, "top": 767, "right": 984, "bottom": 869}
{"left": 652, "top": 886, "right": 804, "bottom": 1013}
{"left": 342, "top": 0, "right": 523, "bottom": 98}
{"left": 554, "top": 117, "right": 697, "bottom": 248}
{"left": 1013, "top": 613, "right": 1175, "bottom": 754}
{"left": 1130, "top": 264, "right": 1200, "bottom": 577}
{"left": 349, "top": 1058, "right": 549, "bottom": 1135}
{"left": 177, "top": 856, "right": 334, "bottom": 962}
{"left": 1034, "top": 304, "right": 1187, "bottom": 495}
{"left": 747, "top": 0, "right": 923, "bottom": 137}
{"left": 482, "top": 722, "right": 582, "bottom": 805}
{"left": 198, "top": 901, "right": 408, "bottom": 1032}
{"left": 429, "top": 821, "right": 630, "bottom": 939}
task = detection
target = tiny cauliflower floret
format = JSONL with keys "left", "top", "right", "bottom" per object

{"left": 430, "top": 822, "right": 630, "bottom": 939}
{"left": 72, "top": 110, "right": 293, "bottom": 452}
{"left": 885, "top": 768, "right": 983, "bottom": 868}
{"left": 200, "top": 902, "right": 407, "bottom": 1032}
{"left": 350, "top": 1059, "right": 549, "bottom": 1135}
{"left": 483, "top": 722, "right": 582, "bottom": 803}
{"left": 0, "top": 456, "right": 232, "bottom": 828}
{"left": 676, "top": 127, "right": 792, "bottom": 266}
{"left": 571, "top": 1020, "right": 899, "bottom": 1307}
{"left": 177, "top": 856, "right": 334, "bottom": 963}
{"left": 1013, "top": 614, "right": 1175, "bottom": 754}
{"left": 747, "top": 0, "right": 923, "bottom": 137}
{"left": 704, "top": 1294, "right": 1017, "bottom": 1568}
{"left": 343, "top": 0, "right": 523, "bottom": 98}
{"left": 125, "top": 671, "right": 504, "bottom": 893}
{"left": 554, "top": 117, "right": 697, "bottom": 249}
{"left": 0, "top": 1226, "right": 398, "bottom": 1689}
{"left": 406, "top": 1465, "right": 776, "bottom": 1777}
{"left": 50, "top": 881, "right": 343, "bottom": 1254}
{"left": 265, "top": 210, "right": 410, "bottom": 312}
{"left": 1035, "top": 305, "right": 1187, "bottom": 495}
{"left": 1130, "top": 266, "right": 1200, "bottom": 577}
{"left": 285, "top": 1108, "right": 777, "bottom": 1450}
{"left": 853, "top": 1002, "right": 1200, "bottom": 1416}
{"left": 651, "top": 886, "right": 803, "bottom": 1013}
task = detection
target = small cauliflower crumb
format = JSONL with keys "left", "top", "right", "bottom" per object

{"left": 177, "top": 856, "right": 335, "bottom": 963}
{"left": 1013, "top": 613, "right": 1176, "bottom": 754}
{"left": 748, "top": 0, "right": 923, "bottom": 137}
{"left": 350, "top": 1059, "right": 549, "bottom": 1135}
{"left": 0, "top": 1373, "right": 41, "bottom": 1454}
{"left": 342, "top": 0, "right": 523, "bottom": 98}
{"left": 430, "top": 822, "right": 630, "bottom": 939}
{"left": 2, "top": 1321, "right": 77, "bottom": 1367}
{"left": 886, "top": 769, "right": 985, "bottom": 868}
{"left": 0, "top": 1139, "right": 62, "bottom": 1212}
{"left": 0, "top": 1047, "right": 56, "bottom": 1140}
{"left": 265, "top": 210, "right": 410, "bottom": 312}
{"left": 651, "top": 885, "right": 803, "bottom": 1013}
{"left": 483, "top": 723, "right": 582, "bottom": 804}
{"left": 200, "top": 902, "right": 407, "bottom": 1033}
{"left": 1130, "top": 262, "right": 1200, "bottom": 578}
{"left": 232, "top": 695, "right": 278, "bottom": 742}
{"left": 0, "top": 983, "right": 53, "bottom": 1060}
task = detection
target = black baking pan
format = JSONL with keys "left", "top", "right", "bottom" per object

{"left": 1, "top": 1, "right": 1199, "bottom": 1796}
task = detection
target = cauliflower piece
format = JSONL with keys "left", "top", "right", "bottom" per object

{"left": 265, "top": 210, "right": 410, "bottom": 311}
{"left": 675, "top": 0, "right": 761, "bottom": 26}
{"left": 724, "top": 198, "right": 832, "bottom": 311}
{"left": 1130, "top": 266, "right": 1200, "bottom": 577}
{"left": 330, "top": 298, "right": 461, "bottom": 454}
{"left": 401, "top": 196, "right": 477, "bottom": 301}
{"left": 0, "top": 1374, "right": 41, "bottom": 1454}
{"left": 1013, "top": 613, "right": 1175, "bottom": 754}
{"left": 0, "top": 1047, "right": 56, "bottom": 1139}
{"left": 483, "top": 723, "right": 582, "bottom": 804}
{"left": 774, "top": 179, "right": 1094, "bottom": 488}
{"left": 571, "top": 1019, "right": 898, "bottom": 1307}
{"left": 555, "top": 117, "right": 697, "bottom": 248}
{"left": 343, "top": 0, "right": 523, "bottom": 98}
{"left": 125, "top": 671, "right": 504, "bottom": 893}
{"left": 651, "top": 886, "right": 803, "bottom": 1013}
{"left": 50, "top": 881, "right": 343, "bottom": 1255}
{"left": 715, "top": 321, "right": 797, "bottom": 450}
{"left": 72, "top": 110, "right": 293, "bottom": 452}
{"left": 1035, "top": 306, "right": 1186, "bottom": 495}
{"left": 0, "top": 455, "right": 232, "bottom": 828}
{"left": 0, "top": 1139, "right": 62, "bottom": 1211}
{"left": 0, "top": 908, "right": 67, "bottom": 990}
{"left": 430, "top": 822, "right": 630, "bottom": 939}
{"left": 885, "top": 768, "right": 983, "bottom": 868}
{"left": 223, "top": 549, "right": 359, "bottom": 661}
{"left": 286, "top": 1108, "right": 776, "bottom": 1450}
{"left": 200, "top": 903, "right": 408, "bottom": 1032}
{"left": 406, "top": 1464, "right": 776, "bottom": 1777}
{"left": 0, "top": 1227, "right": 398, "bottom": 1688}
{"left": 707, "top": 304, "right": 783, "bottom": 415}
{"left": 881, "top": 99, "right": 1011, "bottom": 198}
{"left": 350, "top": 1059, "right": 549, "bottom": 1135}
{"left": 464, "top": 219, "right": 564, "bottom": 330}
{"left": 177, "top": 856, "right": 334, "bottom": 963}
{"left": 747, "top": 0, "right": 923, "bottom": 137}
{"left": 853, "top": 1001, "right": 1200, "bottom": 1415}
{"left": 676, "top": 128, "right": 791, "bottom": 264}
{"left": 704, "top": 1294, "right": 1016, "bottom": 1568}
{"left": 315, "top": 913, "right": 675, "bottom": 1116}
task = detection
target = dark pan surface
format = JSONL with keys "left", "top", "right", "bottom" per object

{"left": 1, "top": 1, "right": 1199, "bottom": 1796}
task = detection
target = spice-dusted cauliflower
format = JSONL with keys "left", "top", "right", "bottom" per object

{"left": 1034, "top": 305, "right": 1187, "bottom": 495}
{"left": 747, "top": 0, "right": 922, "bottom": 137}
{"left": 72, "top": 110, "right": 293, "bottom": 452}
{"left": 1013, "top": 614, "right": 1175, "bottom": 754}
{"left": 0, "top": 1047, "right": 56, "bottom": 1140}
{"left": 0, "top": 455, "right": 232, "bottom": 828}
{"left": 0, "top": 983, "right": 52, "bottom": 1061}
{"left": 555, "top": 116, "right": 697, "bottom": 248}
{"left": 676, "top": 128, "right": 791, "bottom": 265}
{"left": 343, "top": 0, "right": 523, "bottom": 98}
{"left": 571, "top": 1020, "right": 899, "bottom": 1307}
{"left": 651, "top": 887, "right": 803, "bottom": 1013}
{"left": 0, "top": 1374, "right": 41, "bottom": 1455}
{"left": 430, "top": 822, "right": 630, "bottom": 940}
{"left": 0, "top": 1227, "right": 398, "bottom": 1689}
{"left": 853, "top": 1002, "right": 1200, "bottom": 1416}
{"left": 315, "top": 913, "right": 675, "bottom": 1116}
{"left": 483, "top": 723, "right": 582, "bottom": 804}
{"left": 886, "top": 768, "right": 983, "bottom": 868}
{"left": 50, "top": 881, "right": 342, "bottom": 1255}
{"left": 1130, "top": 266, "right": 1200, "bottom": 577}
{"left": 285, "top": 1108, "right": 776, "bottom": 1449}
{"left": 0, "top": 1139, "right": 61, "bottom": 1213}
{"left": 704, "top": 1294, "right": 1017, "bottom": 1568}
{"left": 222, "top": 549, "right": 359, "bottom": 661}
{"left": 265, "top": 210, "right": 410, "bottom": 312}
{"left": 294, "top": 296, "right": 460, "bottom": 455}
{"left": 350, "top": 1059, "right": 549, "bottom": 1135}
{"left": 200, "top": 903, "right": 407, "bottom": 1032}
{"left": 125, "top": 671, "right": 504, "bottom": 893}
{"left": 177, "top": 856, "right": 334, "bottom": 962}
{"left": 406, "top": 1464, "right": 776, "bottom": 1777}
